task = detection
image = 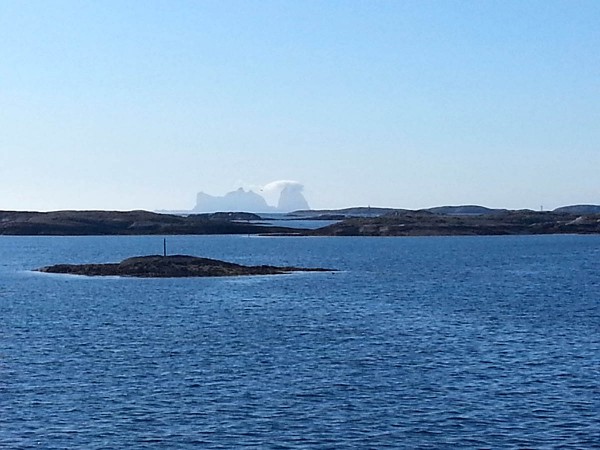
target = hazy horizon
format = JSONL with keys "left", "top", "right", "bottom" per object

{"left": 2, "top": 1, "right": 598, "bottom": 212}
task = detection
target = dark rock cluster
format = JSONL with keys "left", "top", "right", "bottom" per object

{"left": 36, "top": 255, "right": 333, "bottom": 278}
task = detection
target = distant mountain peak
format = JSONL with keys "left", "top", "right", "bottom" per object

{"left": 193, "top": 186, "right": 310, "bottom": 213}
{"left": 277, "top": 185, "right": 310, "bottom": 212}
{"left": 194, "top": 188, "right": 271, "bottom": 213}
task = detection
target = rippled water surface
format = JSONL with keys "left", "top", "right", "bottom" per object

{"left": 1, "top": 235, "right": 599, "bottom": 448}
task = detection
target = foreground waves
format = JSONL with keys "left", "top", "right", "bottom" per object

{"left": 1, "top": 235, "right": 599, "bottom": 448}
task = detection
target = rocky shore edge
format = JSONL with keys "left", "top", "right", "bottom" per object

{"left": 4, "top": 207, "right": 600, "bottom": 237}
{"left": 35, "top": 255, "right": 335, "bottom": 278}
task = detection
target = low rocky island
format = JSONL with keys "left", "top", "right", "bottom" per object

{"left": 36, "top": 255, "right": 334, "bottom": 278}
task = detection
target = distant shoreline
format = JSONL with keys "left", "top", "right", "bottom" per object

{"left": 1, "top": 206, "right": 599, "bottom": 237}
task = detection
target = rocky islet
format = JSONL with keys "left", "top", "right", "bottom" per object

{"left": 36, "top": 255, "right": 334, "bottom": 278}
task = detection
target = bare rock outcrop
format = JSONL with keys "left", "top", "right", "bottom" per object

{"left": 36, "top": 255, "right": 334, "bottom": 278}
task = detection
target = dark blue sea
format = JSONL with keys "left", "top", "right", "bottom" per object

{"left": 1, "top": 235, "right": 599, "bottom": 449}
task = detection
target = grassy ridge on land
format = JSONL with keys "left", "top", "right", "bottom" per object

{"left": 1, "top": 208, "right": 599, "bottom": 236}
{"left": 309, "top": 210, "right": 600, "bottom": 236}
{"left": 0, "top": 210, "right": 299, "bottom": 236}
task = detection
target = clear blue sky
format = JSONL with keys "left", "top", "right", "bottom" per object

{"left": 1, "top": 0, "right": 598, "bottom": 211}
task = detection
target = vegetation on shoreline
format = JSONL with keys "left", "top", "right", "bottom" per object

{"left": 2, "top": 208, "right": 599, "bottom": 237}
{"left": 308, "top": 210, "right": 600, "bottom": 236}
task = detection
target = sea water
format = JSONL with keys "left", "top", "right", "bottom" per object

{"left": 1, "top": 235, "right": 599, "bottom": 449}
